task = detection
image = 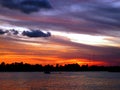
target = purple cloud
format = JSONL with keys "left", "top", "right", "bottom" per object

{"left": 0, "top": 0, "right": 52, "bottom": 13}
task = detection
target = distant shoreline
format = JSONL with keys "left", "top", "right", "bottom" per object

{"left": 0, "top": 62, "right": 120, "bottom": 72}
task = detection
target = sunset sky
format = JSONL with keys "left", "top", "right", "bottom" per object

{"left": 0, "top": 0, "right": 120, "bottom": 66}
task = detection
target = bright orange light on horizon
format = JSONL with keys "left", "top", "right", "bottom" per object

{"left": 0, "top": 55, "right": 107, "bottom": 66}
{"left": 0, "top": 34, "right": 109, "bottom": 66}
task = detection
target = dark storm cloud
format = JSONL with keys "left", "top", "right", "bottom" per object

{"left": 0, "top": 28, "right": 51, "bottom": 37}
{"left": 0, "top": 0, "right": 52, "bottom": 13}
{"left": 0, "top": 29, "right": 19, "bottom": 35}
{"left": 22, "top": 30, "right": 51, "bottom": 37}
{"left": 0, "top": 29, "right": 7, "bottom": 34}
{"left": 10, "top": 29, "right": 19, "bottom": 35}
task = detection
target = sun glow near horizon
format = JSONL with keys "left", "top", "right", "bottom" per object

{"left": 0, "top": 55, "right": 106, "bottom": 66}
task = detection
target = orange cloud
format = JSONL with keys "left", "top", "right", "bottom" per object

{"left": 0, "top": 34, "right": 119, "bottom": 66}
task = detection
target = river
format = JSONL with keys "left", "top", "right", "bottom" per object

{"left": 0, "top": 72, "right": 120, "bottom": 90}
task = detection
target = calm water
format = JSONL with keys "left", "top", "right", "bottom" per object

{"left": 0, "top": 72, "right": 120, "bottom": 90}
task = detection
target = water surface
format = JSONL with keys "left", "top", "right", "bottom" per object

{"left": 0, "top": 72, "right": 120, "bottom": 90}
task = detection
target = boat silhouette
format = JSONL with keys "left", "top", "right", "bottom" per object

{"left": 44, "top": 71, "right": 51, "bottom": 74}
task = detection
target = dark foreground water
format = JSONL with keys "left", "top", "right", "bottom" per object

{"left": 0, "top": 72, "right": 120, "bottom": 90}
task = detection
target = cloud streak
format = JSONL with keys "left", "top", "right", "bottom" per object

{"left": 0, "top": 29, "right": 7, "bottom": 34}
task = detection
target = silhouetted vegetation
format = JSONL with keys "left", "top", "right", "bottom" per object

{"left": 0, "top": 62, "right": 120, "bottom": 72}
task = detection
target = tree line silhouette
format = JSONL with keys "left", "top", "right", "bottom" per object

{"left": 0, "top": 62, "right": 120, "bottom": 72}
